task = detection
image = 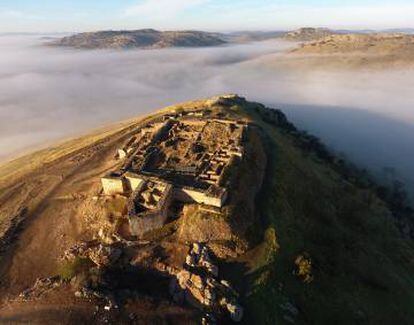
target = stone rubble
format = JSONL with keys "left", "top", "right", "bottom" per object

{"left": 170, "top": 242, "right": 244, "bottom": 323}
{"left": 62, "top": 241, "right": 122, "bottom": 268}
{"left": 18, "top": 276, "right": 62, "bottom": 301}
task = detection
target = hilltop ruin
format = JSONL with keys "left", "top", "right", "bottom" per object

{"left": 101, "top": 96, "right": 250, "bottom": 238}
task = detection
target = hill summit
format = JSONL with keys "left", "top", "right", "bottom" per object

{"left": 283, "top": 27, "right": 337, "bottom": 41}
{"left": 51, "top": 29, "right": 226, "bottom": 49}
{"left": 256, "top": 31, "right": 414, "bottom": 70}
{"left": 0, "top": 95, "right": 413, "bottom": 324}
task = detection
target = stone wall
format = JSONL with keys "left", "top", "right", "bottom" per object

{"left": 174, "top": 187, "right": 227, "bottom": 208}
{"left": 124, "top": 172, "right": 145, "bottom": 192}
{"left": 129, "top": 210, "right": 168, "bottom": 238}
{"left": 101, "top": 176, "right": 125, "bottom": 195}
{"left": 128, "top": 182, "right": 173, "bottom": 238}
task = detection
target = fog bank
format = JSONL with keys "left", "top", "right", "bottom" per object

{"left": 0, "top": 34, "right": 413, "bottom": 196}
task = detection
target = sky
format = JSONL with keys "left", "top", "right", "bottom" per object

{"left": 0, "top": 0, "right": 413, "bottom": 33}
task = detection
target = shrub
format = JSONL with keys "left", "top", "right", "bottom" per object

{"left": 57, "top": 257, "right": 93, "bottom": 281}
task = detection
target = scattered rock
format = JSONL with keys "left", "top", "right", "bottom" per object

{"left": 294, "top": 253, "right": 313, "bottom": 283}
{"left": 63, "top": 242, "right": 122, "bottom": 268}
{"left": 201, "top": 313, "right": 217, "bottom": 325}
{"left": 169, "top": 242, "right": 243, "bottom": 322}
{"left": 185, "top": 254, "right": 196, "bottom": 267}
{"left": 226, "top": 303, "right": 244, "bottom": 322}
{"left": 192, "top": 242, "right": 202, "bottom": 255}
{"left": 190, "top": 274, "right": 205, "bottom": 290}
{"left": 17, "top": 277, "right": 62, "bottom": 301}
{"left": 88, "top": 244, "right": 122, "bottom": 268}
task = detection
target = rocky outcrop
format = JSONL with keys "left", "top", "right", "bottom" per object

{"left": 169, "top": 243, "right": 244, "bottom": 322}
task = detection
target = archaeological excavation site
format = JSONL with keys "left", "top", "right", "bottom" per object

{"left": 0, "top": 95, "right": 270, "bottom": 324}
{"left": 102, "top": 107, "right": 247, "bottom": 237}
{"left": 94, "top": 95, "right": 266, "bottom": 322}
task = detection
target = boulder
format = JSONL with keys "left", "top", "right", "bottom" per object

{"left": 190, "top": 274, "right": 205, "bottom": 290}
{"left": 202, "top": 261, "right": 219, "bottom": 277}
{"left": 117, "top": 149, "right": 127, "bottom": 159}
{"left": 200, "top": 247, "right": 210, "bottom": 261}
{"left": 201, "top": 313, "right": 217, "bottom": 325}
{"left": 227, "top": 303, "right": 244, "bottom": 322}
{"left": 185, "top": 254, "right": 196, "bottom": 267}
{"left": 88, "top": 245, "right": 121, "bottom": 267}
{"left": 205, "top": 287, "right": 215, "bottom": 298}
{"left": 207, "top": 277, "right": 218, "bottom": 288}
{"left": 176, "top": 270, "right": 191, "bottom": 289}
{"left": 192, "top": 242, "right": 202, "bottom": 256}
{"left": 203, "top": 297, "right": 213, "bottom": 307}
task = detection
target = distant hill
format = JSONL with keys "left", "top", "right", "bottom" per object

{"left": 253, "top": 32, "right": 414, "bottom": 70}
{"left": 224, "top": 30, "right": 286, "bottom": 43}
{"left": 383, "top": 28, "right": 414, "bottom": 34}
{"left": 288, "top": 33, "right": 414, "bottom": 68}
{"left": 218, "top": 28, "right": 338, "bottom": 44}
{"left": 283, "top": 27, "right": 338, "bottom": 41}
{"left": 292, "top": 33, "right": 414, "bottom": 54}
{"left": 50, "top": 29, "right": 226, "bottom": 49}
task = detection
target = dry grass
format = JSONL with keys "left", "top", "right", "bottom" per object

{"left": 0, "top": 121, "right": 133, "bottom": 189}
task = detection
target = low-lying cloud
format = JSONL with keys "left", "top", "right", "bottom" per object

{"left": 0, "top": 34, "right": 413, "bottom": 197}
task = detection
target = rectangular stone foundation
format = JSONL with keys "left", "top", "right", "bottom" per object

{"left": 127, "top": 181, "right": 173, "bottom": 238}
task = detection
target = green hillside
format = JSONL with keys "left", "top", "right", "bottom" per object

{"left": 234, "top": 102, "right": 414, "bottom": 324}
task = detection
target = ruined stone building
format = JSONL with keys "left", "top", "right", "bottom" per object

{"left": 101, "top": 111, "right": 247, "bottom": 238}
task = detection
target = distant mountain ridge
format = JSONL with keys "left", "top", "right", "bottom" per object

{"left": 51, "top": 29, "right": 226, "bottom": 49}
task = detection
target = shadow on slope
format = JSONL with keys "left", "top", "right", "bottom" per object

{"left": 239, "top": 104, "right": 414, "bottom": 324}
{"left": 265, "top": 102, "right": 414, "bottom": 200}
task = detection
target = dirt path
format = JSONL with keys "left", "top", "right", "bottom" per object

{"left": 0, "top": 124, "right": 139, "bottom": 298}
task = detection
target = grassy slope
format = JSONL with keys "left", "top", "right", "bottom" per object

{"left": 240, "top": 104, "right": 414, "bottom": 324}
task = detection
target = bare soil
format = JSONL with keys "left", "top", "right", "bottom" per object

{"left": 0, "top": 123, "right": 137, "bottom": 298}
